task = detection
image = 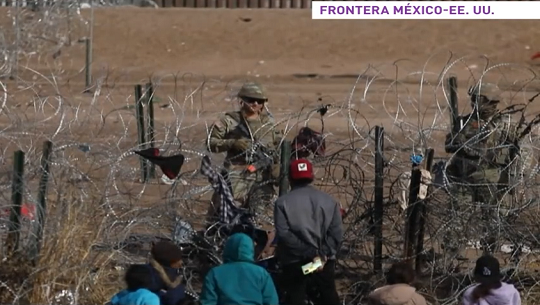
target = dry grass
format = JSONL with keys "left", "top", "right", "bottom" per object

{"left": 0, "top": 176, "right": 127, "bottom": 304}
{"left": 28, "top": 186, "right": 120, "bottom": 305}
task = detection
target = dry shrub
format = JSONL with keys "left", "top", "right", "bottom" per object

{"left": 26, "top": 183, "right": 123, "bottom": 305}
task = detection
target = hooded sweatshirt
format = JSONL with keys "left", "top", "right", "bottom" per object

{"left": 110, "top": 288, "right": 160, "bottom": 305}
{"left": 145, "top": 259, "right": 186, "bottom": 305}
{"left": 462, "top": 282, "right": 521, "bottom": 305}
{"left": 200, "top": 233, "right": 279, "bottom": 305}
{"left": 367, "top": 284, "right": 427, "bottom": 305}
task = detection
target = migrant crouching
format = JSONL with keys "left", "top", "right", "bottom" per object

{"left": 200, "top": 233, "right": 279, "bottom": 305}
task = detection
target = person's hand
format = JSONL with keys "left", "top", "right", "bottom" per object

{"left": 313, "top": 256, "right": 326, "bottom": 272}
{"left": 232, "top": 138, "right": 251, "bottom": 151}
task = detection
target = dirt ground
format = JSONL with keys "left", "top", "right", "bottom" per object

{"left": 2, "top": 7, "right": 540, "bottom": 303}
{"left": 41, "top": 9, "right": 540, "bottom": 77}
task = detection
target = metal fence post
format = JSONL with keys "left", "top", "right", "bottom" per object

{"left": 84, "top": 38, "right": 92, "bottom": 92}
{"left": 447, "top": 76, "right": 464, "bottom": 232}
{"left": 414, "top": 148, "right": 434, "bottom": 272}
{"left": 448, "top": 76, "right": 459, "bottom": 132}
{"left": 403, "top": 166, "right": 422, "bottom": 266}
{"left": 145, "top": 82, "right": 156, "bottom": 179}
{"left": 6, "top": 150, "right": 25, "bottom": 255}
{"left": 278, "top": 140, "right": 292, "bottom": 197}
{"left": 29, "top": 141, "right": 53, "bottom": 262}
{"left": 135, "top": 84, "right": 148, "bottom": 182}
{"left": 373, "top": 126, "right": 384, "bottom": 273}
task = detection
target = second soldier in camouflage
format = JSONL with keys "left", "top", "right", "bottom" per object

{"left": 444, "top": 83, "right": 518, "bottom": 255}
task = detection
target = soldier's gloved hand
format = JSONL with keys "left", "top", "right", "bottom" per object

{"left": 231, "top": 138, "right": 251, "bottom": 151}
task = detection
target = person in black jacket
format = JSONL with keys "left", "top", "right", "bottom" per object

{"left": 274, "top": 158, "right": 343, "bottom": 305}
{"left": 146, "top": 241, "right": 187, "bottom": 305}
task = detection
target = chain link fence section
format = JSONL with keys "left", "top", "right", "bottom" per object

{"left": 0, "top": 0, "right": 159, "bottom": 80}
{"left": 0, "top": 1, "right": 90, "bottom": 79}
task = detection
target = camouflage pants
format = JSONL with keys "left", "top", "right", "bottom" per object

{"left": 206, "top": 169, "right": 276, "bottom": 228}
{"left": 444, "top": 168, "right": 504, "bottom": 256}
{"left": 471, "top": 181, "right": 501, "bottom": 254}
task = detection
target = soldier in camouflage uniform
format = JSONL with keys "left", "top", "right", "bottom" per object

{"left": 444, "top": 83, "right": 517, "bottom": 255}
{"left": 206, "top": 82, "right": 283, "bottom": 226}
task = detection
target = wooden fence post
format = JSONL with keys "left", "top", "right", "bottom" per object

{"left": 135, "top": 84, "right": 148, "bottom": 182}
{"left": 29, "top": 140, "right": 53, "bottom": 262}
{"left": 373, "top": 126, "right": 384, "bottom": 273}
{"left": 145, "top": 82, "right": 156, "bottom": 179}
{"left": 5, "top": 150, "right": 25, "bottom": 255}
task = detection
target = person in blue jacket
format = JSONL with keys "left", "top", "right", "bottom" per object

{"left": 111, "top": 264, "right": 161, "bottom": 305}
{"left": 146, "top": 241, "right": 187, "bottom": 305}
{"left": 200, "top": 233, "right": 279, "bottom": 305}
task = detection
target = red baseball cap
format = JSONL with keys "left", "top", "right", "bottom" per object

{"left": 289, "top": 158, "right": 314, "bottom": 181}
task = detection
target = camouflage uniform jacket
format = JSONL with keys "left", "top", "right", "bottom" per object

{"left": 444, "top": 114, "right": 518, "bottom": 182}
{"left": 208, "top": 111, "right": 283, "bottom": 169}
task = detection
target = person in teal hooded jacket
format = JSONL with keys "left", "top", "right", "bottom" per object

{"left": 200, "top": 233, "right": 279, "bottom": 305}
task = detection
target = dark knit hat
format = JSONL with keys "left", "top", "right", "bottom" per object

{"left": 125, "top": 264, "right": 154, "bottom": 291}
{"left": 474, "top": 255, "right": 501, "bottom": 284}
{"left": 151, "top": 241, "right": 183, "bottom": 266}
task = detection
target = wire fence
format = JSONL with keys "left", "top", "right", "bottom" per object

{"left": 2, "top": 3, "right": 540, "bottom": 305}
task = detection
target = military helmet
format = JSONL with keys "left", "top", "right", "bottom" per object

{"left": 237, "top": 82, "right": 268, "bottom": 100}
{"left": 468, "top": 83, "right": 501, "bottom": 105}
